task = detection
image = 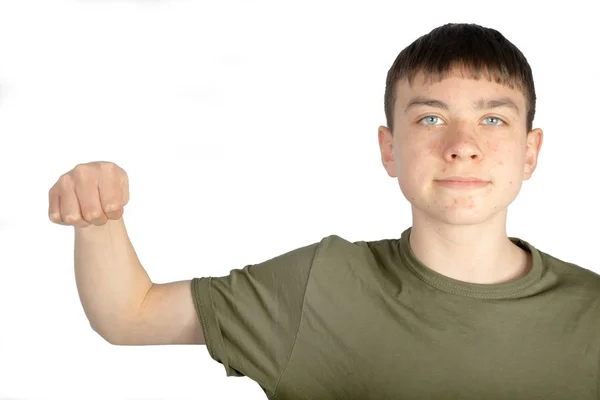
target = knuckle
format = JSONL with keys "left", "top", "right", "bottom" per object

{"left": 82, "top": 209, "right": 103, "bottom": 221}
{"left": 73, "top": 163, "right": 87, "bottom": 172}
{"left": 58, "top": 172, "right": 74, "bottom": 188}
{"left": 104, "top": 162, "right": 127, "bottom": 181}
{"left": 49, "top": 213, "right": 61, "bottom": 223}
{"left": 58, "top": 181, "right": 76, "bottom": 198}
{"left": 73, "top": 164, "right": 91, "bottom": 180}
{"left": 100, "top": 161, "right": 118, "bottom": 173}
{"left": 104, "top": 203, "right": 118, "bottom": 212}
{"left": 63, "top": 214, "right": 80, "bottom": 224}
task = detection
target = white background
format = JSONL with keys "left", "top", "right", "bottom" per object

{"left": 0, "top": 1, "right": 598, "bottom": 399}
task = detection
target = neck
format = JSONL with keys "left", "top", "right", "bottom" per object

{"left": 408, "top": 209, "right": 531, "bottom": 284}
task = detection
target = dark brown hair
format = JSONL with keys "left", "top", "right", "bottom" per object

{"left": 384, "top": 23, "right": 536, "bottom": 133}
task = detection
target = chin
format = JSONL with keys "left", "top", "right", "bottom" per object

{"left": 412, "top": 203, "right": 498, "bottom": 226}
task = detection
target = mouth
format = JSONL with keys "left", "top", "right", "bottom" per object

{"left": 434, "top": 179, "right": 490, "bottom": 189}
{"left": 437, "top": 176, "right": 487, "bottom": 183}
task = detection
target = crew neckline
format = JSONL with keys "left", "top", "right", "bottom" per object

{"left": 398, "top": 226, "right": 544, "bottom": 299}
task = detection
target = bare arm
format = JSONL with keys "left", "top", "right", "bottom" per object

{"left": 74, "top": 217, "right": 205, "bottom": 345}
{"left": 50, "top": 161, "right": 205, "bottom": 346}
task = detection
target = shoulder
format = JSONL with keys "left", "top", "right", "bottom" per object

{"left": 538, "top": 248, "right": 600, "bottom": 296}
{"left": 317, "top": 234, "right": 398, "bottom": 253}
{"left": 313, "top": 234, "right": 399, "bottom": 268}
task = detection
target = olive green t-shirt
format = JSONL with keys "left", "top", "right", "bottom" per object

{"left": 191, "top": 227, "right": 600, "bottom": 399}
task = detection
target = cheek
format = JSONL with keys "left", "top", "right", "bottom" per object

{"left": 397, "top": 152, "right": 427, "bottom": 192}
{"left": 490, "top": 144, "right": 507, "bottom": 170}
{"left": 489, "top": 142, "right": 526, "bottom": 187}
{"left": 427, "top": 142, "right": 438, "bottom": 156}
{"left": 492, "top": 141, "right": 523, "bottom": 167}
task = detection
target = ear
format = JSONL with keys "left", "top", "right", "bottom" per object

{"left": 523, "top": 128, "right": 543, "bottom": 181}
{"left": 378, "top": 125, "right": 397, "bottom": 177}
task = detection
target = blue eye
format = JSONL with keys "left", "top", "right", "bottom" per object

{"left": 419, "top": 116, "right": 443, "bottom": 125}
{"left": 483, "top": 117, "right": 504, "bottom": 125}
{"left": 418, "top": 116, "right": 506, "bottom": 126}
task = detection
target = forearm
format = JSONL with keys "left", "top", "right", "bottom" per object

{"left": 74, "top": 217, "right": 153, "bottom": 343}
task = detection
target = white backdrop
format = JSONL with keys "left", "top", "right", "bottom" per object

{"left": 0, "top": 1, "right": 598, "bottom": 399}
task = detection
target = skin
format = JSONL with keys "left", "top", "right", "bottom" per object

{"left": 378, "top": 68, "right": 544, "bottom": 284}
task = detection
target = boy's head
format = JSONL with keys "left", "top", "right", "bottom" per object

{"left": 378, "top": 23, "right": 543, "bottom": 226}
{"left": 384, "top": 23, "right": 537, "bottom": 134}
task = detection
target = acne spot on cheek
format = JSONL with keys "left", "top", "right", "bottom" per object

{"left": 442, "top": 167, "right": 447, "bottom": 172}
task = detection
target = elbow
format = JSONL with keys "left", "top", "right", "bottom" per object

{"left": 90, "top": 322, "right": 122, "bottom": 345}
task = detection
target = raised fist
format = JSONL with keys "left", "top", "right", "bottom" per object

{"left": 48, "top": 161, "right": 130, "bottom": 227}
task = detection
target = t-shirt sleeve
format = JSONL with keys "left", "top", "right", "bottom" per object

{"left": 190, "top": 240, "right": 320, "bottom": 393}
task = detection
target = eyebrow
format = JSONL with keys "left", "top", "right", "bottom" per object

{"left": 404, "top": 96, "right": 520, "bottom": 115}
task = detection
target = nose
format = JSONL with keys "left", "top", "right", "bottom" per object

{"left": 442, "top": 126, "right": 483, "bottom": 162}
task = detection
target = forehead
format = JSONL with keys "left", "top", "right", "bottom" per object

{"left": 394, "top": 69, "right": 527, "bottom": 108}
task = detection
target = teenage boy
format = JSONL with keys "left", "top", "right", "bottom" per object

{"left": 49, "top": 23, "right": 600, "bottom": 399}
